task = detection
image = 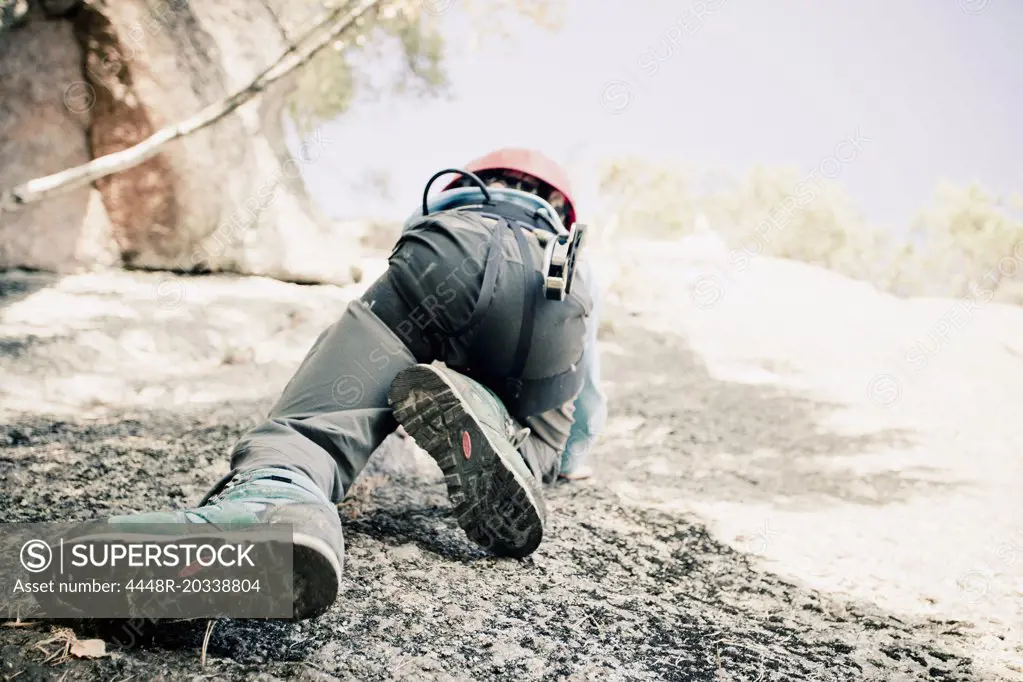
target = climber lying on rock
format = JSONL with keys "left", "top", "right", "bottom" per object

{"left": 55, "top": 148, "right": 608, "bottom": 620}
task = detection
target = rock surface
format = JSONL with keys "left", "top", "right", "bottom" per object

{"left": 0, "top": 240, "right": 1021, "bottom": 680}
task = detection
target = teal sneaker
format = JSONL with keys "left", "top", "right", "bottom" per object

{"left": 388, "top": 364, "right": 546, "bottom": 558}
{"left": 58, "top": 468, "right": 344, "bottom": 620}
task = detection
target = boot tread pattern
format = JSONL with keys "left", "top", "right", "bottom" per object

{"left": 388, "top": 365, "right": 545, "bottom": 558}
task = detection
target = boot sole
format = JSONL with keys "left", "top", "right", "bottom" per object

{"left": 388, "top": 364, "right": 545, "bottom": 558}
{"left": 292, "top": 531, "right": 343, "bottom": 620}
{"left": 38, "top": 529, "right": 341, "bottom": 621}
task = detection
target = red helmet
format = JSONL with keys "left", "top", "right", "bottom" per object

{"left": 446, "top": 148, "right": 577, "bottom": 226}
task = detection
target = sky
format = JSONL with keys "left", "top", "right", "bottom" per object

{"left": 297, "top": 0, "right": 1021, "bottom": 229}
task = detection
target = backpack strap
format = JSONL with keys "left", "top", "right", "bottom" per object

{"left": 504, "top": 217, "right": 540, "bottom": 400}
{"left": 443, "top": 219, "right": 504, "bottom": 338}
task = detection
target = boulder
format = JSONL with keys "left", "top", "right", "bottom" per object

{"left": 0, "top": 2, "right": 119, "bottom": 271}
{"left": 0, "top": 0, "right": 361, "bottom": 285}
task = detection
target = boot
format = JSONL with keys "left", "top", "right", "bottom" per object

{"left": 50, "top": 467, "right": 344, "bottom": 621}
{"left": 388, "top": 364, "right": 546, "bottom": 558}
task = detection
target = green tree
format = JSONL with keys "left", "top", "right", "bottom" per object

{"left": 893, "top": 182, "right": 1023, "bottom": 297}
{"left": 595, "top": 156, "right": 697, "bottom": 238}
{"left": 595, "top": 151, "right": 1023, "bottom": 303}
{"left": 286, "top": 0, "right": 565, "bottom": 135}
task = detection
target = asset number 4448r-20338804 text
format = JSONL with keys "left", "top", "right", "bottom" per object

{"left": 124, "top": 578, "right": 263, "bottom": 593}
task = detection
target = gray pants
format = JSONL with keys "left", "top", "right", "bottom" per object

{"left": 226, "top": 213, "right": 586, "bottom": 503}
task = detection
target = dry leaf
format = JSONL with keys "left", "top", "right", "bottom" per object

{"left": 70, "top": 639, "right": 109, "bottom": 659}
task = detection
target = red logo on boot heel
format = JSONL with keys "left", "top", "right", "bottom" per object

{"left": 461, "top": 431, "right": 472, "bottom": 460}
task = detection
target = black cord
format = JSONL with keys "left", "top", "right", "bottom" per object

{"left": 531, "top": 207, "right": 565, "bottom": 235}
{"left": 422, "top": 168, "right": 491, "bottom": 216}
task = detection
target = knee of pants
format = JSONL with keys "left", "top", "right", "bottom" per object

{"left": 270, "top": 299, "right": 418, "bottom": 418}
